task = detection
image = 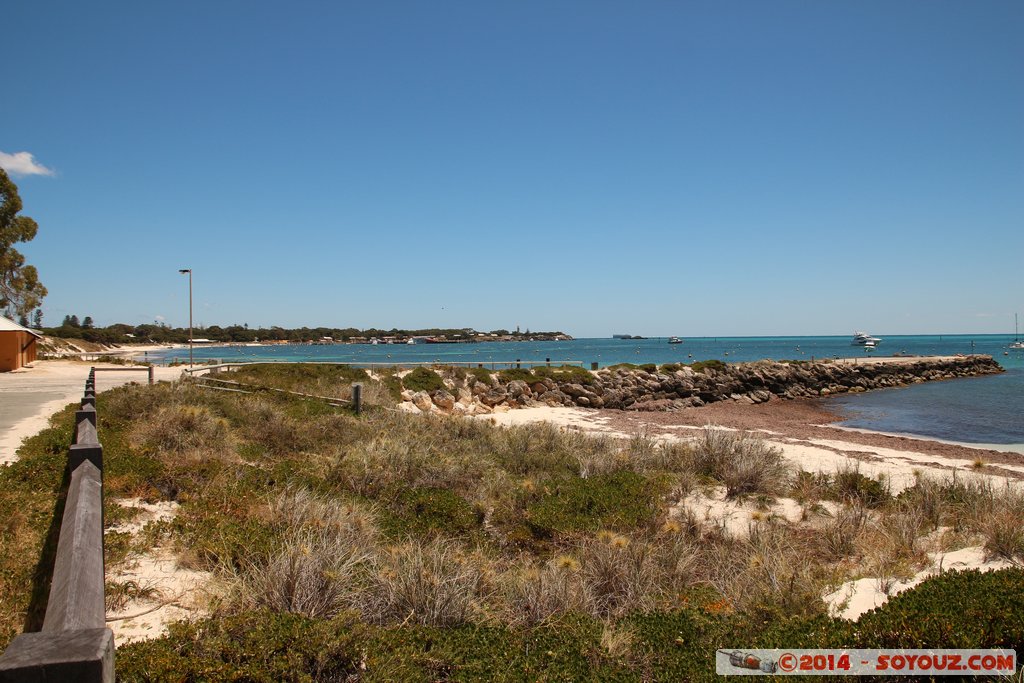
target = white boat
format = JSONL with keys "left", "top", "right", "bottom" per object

{"left": 668, "top": 336, "right": 683, "bottom": 344}
{"left": 1011, "top": 314, "right": 1024, "bottom": 350}
{"left": 851, "top": 332, "right": 882, "bottom": 346}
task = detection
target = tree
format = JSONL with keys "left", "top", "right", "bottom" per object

{"left": 0, "top": 169, "right": 47, "bottom": 318}
{"left": 69, "top": 314, "right": 80, "bottom": 328}
{"left": 32, "top": 308, "right": 42, "bottom": 329}
{"left": 82, "top": 316, "right": 94, "bottom": 329}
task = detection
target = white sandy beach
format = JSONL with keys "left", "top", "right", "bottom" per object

{"left": 482, "top": 404, "right": 1023, "bottom": 620}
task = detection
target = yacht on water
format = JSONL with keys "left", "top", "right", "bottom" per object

{"left": 851, "top": 332, "right": 882, "bottom": 346}
{"left": 668, "top": 336, "right": 683, "bottom": 344}
{"left": 1011, "top": 314, "right": 1024, "bottom": 350}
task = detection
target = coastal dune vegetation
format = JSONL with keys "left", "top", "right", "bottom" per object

{"left": 0, "top": 364, "right": 1021, "bottom": 681}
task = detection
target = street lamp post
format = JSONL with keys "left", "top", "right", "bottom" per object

{"left": 179, "top": 269, "right": 193, "bottom": 367}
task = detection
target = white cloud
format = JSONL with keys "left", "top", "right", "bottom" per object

{"left": 0, "top": 151, "right": 55, "bottom": 177}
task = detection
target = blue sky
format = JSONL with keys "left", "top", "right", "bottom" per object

{"left": 3, "top": 1, "right": 1022, "bottom": 337}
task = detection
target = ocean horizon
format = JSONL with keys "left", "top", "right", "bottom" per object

{"left": 148, "top": 334, "right": 1024, "bottom": 446}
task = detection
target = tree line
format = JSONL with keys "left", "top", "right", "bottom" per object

{"left": 41, "top": 321, "right": 567, "bottom": 345}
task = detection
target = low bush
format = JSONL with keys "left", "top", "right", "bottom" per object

{"left": 967, "top": 485, "right": 1024, "bottom": 563}
{"left": 704, "top": 522, "right": 828, "bottom": 621}
{"left": 855, "top": 568, "right": 1024, "bottom": 649}
{"left": 467, "top": 366, "right": 494, "bottom": 386}
{"left": 498, "top": 368, "right": 535, "bottom": 383}
{"left": 690, "top": 360, "right": 726, "bottom": 374}
{"left": 577, "top": 531, "right": 663, "bottom": 618}
{"left": 489, "top": 422, "right": 581, "bottom": 478}
{"left": 534, "top": 365, "right": 597, "bottom": 385}
{"left": 241, "top": 527, "right": 370, "bottom": 619}
{"left": 116, "top": 611, "right": 365, "bottom": 682}
{"left": 385, "top": 486, "right": 482, "bottom": 538}
{"left": 820, "top": 503, "right": 868, "bottom": 559}
{"left": 831, "top": 465, "right": 890, "bottom": 508}
{"left": 526, "top": 471, "right": 662, "bottom": 537}
{"left": 401, "top": 367, "right": 445, "bottom": 393}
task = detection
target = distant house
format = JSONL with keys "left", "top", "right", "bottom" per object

{"left": 0, "top": 315, "right": 42, "bottom": 372}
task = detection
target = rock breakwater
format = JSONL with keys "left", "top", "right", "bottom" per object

{"left": 399, "top": 356, "right": 1003, "bottom": 415}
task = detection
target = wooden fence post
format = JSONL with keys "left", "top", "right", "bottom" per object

{"left": 352, "top": 383, "right": 362, "bottom": 415}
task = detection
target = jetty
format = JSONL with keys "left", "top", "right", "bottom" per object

{"left": 391, "top": 355, "right": 1003, "bottom": 415}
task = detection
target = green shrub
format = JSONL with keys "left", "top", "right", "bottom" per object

{"left": 377, "top": 370, "right": 404, "bottom": 400}
{"left": 690, "top": 360, "right": 726, "bottom": 374}
{"left": 855, "top": 568, "right": 1024, "bottom": 649}
{"left": 362, "top": 615, "right": 613, "bottom": 681}
{"left": 534, "top": 365, "right": 596, "bottom": 386}
{"left": 467, "top": 367, "right": 494, "bottom": 386}
{"left": 384, "top": 487, "right": 483, "bottom": 538}
{"left": 628, "top": 609, "right": 735, "bottom": 681}
{"left": 116, "top": 611, "right": 365, "bottom": 682}
{"left": 831, "top": 467, "right": 890, "bottom": 508}
{"left": 498, "top": 368, "right": 535, "bottom": 383}
{"left": 402, "top": 368, "right": 444, "bottom": 393}
{"left": 526, "top": 472, "right": 662, "bottom": 537}
{"left": 0, "top": 407, "right": 77, "bottom": 643}
{"left": 659, "top": 363, "right": 683, "bottom": 373}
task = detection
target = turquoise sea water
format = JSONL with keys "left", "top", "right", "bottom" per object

{"left": 150, "top": 335, "right": 1024, "bottom": 445}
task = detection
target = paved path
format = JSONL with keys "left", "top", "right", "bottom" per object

{"left": 0, "top": 361, "right": 183, "bottom": 465}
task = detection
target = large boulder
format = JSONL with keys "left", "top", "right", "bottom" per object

{"left": 561, "top": 383, "right": 587, "bottom": 399}
{"left": 432, "top": 390, "right": 456, "bottom": 410}
{"left": 507, "top": 380, "right": 533, "bottom": 400}
{"left": 411, "top": 391, "right": 433, "bottom": 412}
{"left": 480, "top": 387, "right": 509, "bottom": 407}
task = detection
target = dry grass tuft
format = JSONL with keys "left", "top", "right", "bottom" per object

{"left": 820, "top": 503, "right": 869, "bottom": 560}
{"left": 235, "top": 398, "right": 304, "bottom": 455}
{"left": 704, "top": 522, "right": 826, "bottom": 619}
{"left": 691, "top": 428, "right": 789, "bottom": 498}
{"left": 243, "top": 527, "right": 372, "bottom": 619}
{"left": 357, "top": 539, "right": 488, "bottom": 627}
{"left": 600, "top": 621, "right": 637, "bottom": 662}
{"left": 576, "top": 531, "right": 663, "bottom": 618}
{"left": 132, "top": 404, "right": 232, "bottom": 454}
{"left": 239, "top": 490, "right": 378, "bottom": 619}
{"left": 966, "top": 484, "right": 1024, "bottom": 563}
{"left": 502, "top": 556, "right": 589, "bottom": 626}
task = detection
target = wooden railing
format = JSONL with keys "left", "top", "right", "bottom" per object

{"left": 0, "top": 368, "right": 114, "bottom": 682}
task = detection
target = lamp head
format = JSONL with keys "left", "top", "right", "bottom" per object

{"left": 179, "top": 269, "right": 191, "bottom": 274}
